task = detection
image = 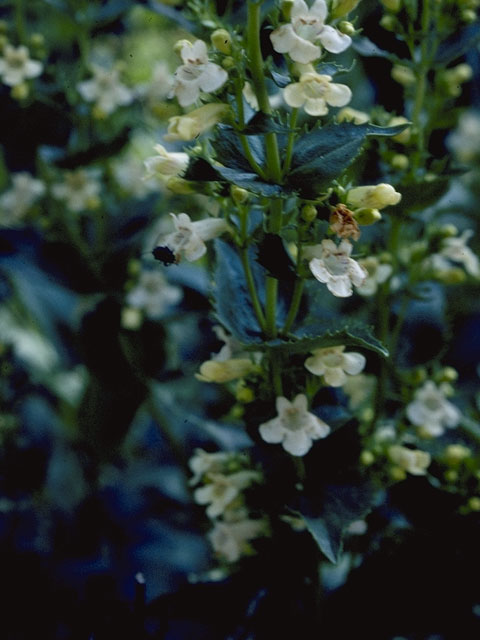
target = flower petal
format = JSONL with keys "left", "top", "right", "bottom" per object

{"left": 283, "top": 83, "right": 306, "bottom": 108}
{"left": 325, "top": 82, "right": 352, "bottom": 107}
{"left": 327, "top": 275, "right": 353, "bottom": 297}
{"left": 318, "top": 25, "right": 352, "bottom": 53}
{"left": 342, "top": 352, "right": 366, "bottom": 375}
{"left": 259, "top": 418, "right": 285, "bottom": 443}
{"left": 323, "top": 367, "right": 347, "bottom": 387}
{"left": 199, "top": 63, "right": 228, "bottom": 93}
{"left": 304, "top": 97, "right": 328, "bottom": 116}
{"left": 283, "top": 431, "right": 312, "bottom": 456}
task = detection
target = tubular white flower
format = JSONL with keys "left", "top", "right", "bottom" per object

{"left": 171, "top": 40, "right": 228, "bottom": 107}
{"left": 154, "top": 213, "right": 229, "bottom": 263}
{"left": 126, "top": 270, "right": 182, "bottom": 319}
{"left": 388, "top": 445, "right": 431, "bottom": 476}
{"left": 283, "top": 72, "right": 351, "bottom": 116}
{"left": 188, "top": 449, "right": 232, "bottom": 486}
{"left": 51, "top": 170, "right": 101, "bottom": 212}
{"left": 346, "top": 183, "right": 401, "bottom": 210}
{"left": 77, "top": 65, "right": 133, "bottom": 115}
{"left": 406, "top": 381, "right": 461, "bottom": 437}
{"left": 356, "top": 256, "right": 393, "bottom": 296}
{"left": 195, "top": 359, "right": 257, "bottom": 383}
{"left": 208, "top": 518, "right": 268, "bottom": 563}
{"left": 144, "top": 144, "right": 189, "bottom": 179}
{"left": 270, "top": 0, "right": 352, "bottom": 64}
{"left": 194, "top": 470, "right": 262, "bottom": 518}
{"left": 0, "top": 172, "right": 45, "bottom": 225}
{"left": 0, "top": 45, "right": 42, "bottom": 87}
{"left": 439, "top": 230, "right": 480, "bottom": 278}
{"left": 259, "top": 394, "right": 330, "bottom": 456}
{"left": 164, "top": 103, "right": 231, "bottom": 141}
{"left": 304, "top": 345, "right": 366, "bottom": 387}
{"left": 308, "top": 239, "right": 367, "bottom": 297}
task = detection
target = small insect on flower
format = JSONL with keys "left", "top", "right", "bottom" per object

{"left": 152, "top": 245, "right": 177, "bottom": 266}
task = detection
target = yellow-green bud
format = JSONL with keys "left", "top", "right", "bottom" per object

{"left": 389, "top": 116, "right": 411, "bottom": 144}
{"left": 301, "top": 204, "right": 317, "bottom": 222}
{"left": 444, "top": 469, "right": 458, "bottom": 483}
{"left": 236, "top": 383, "right": 255, "bottom": 403}
{"left": 347, "top": 183, "right": 402, "bottom": 209}
{"left": 438, "top": 223, "right": 458, "bottom": 238}
{"left": 434, "top": 267, "right": 467, "bottom": 285}
{"left": 381, "top": 0, "right": 401, "bottom": 11}
{"left": 391, "top": 64, "right": 416, "bottom": 86}
{"left": 379, "top": 251, "right": 393, "bottom": 263}
{"left": 338, "top": 20, "right": 356, "bottom": 35}
{"left": 121, "top": 307, "right": 143, "bottom": 330}
{"left": 30, "top": 33, "right": 45, "bottom": 48}
{"left": 360, "top": 450, "right": 375, "bottom": 466}
{"left": 435, "top": 366, "right": 458, "bottom": 384}
{"left": 230, "top": 185, "right": 249, "bottom": 204}
{"left": 174, "top": 39, "right": 192, "bottom": 56}
{"left": 444, "top": 444, "right": 471, "bottom": 465}
{"left": 391, "top": 154, "right": 409, "bottom": 170}
{"left": 230, "top": 404, "right": 244, "bottom": 419}
{"left": 165, "top": 176, "right": 197, "bottom": 195}
{"left": 380, "top": 14, "right": 397, "bottom": 30}
{"left": 195, "top": 358, "right": 257, "bottom": 383}
{"left": 390, "top": 466, "right": 407, "bottom": 481}
{"left": 211, "top": 29, "right": 232, "bottom": 54}
{"left": 461, "top": 8, "right": 477, "bottom": 22}
{"left": 468, "top": 497, "right": 480, "bottom": 511}
{"left": 281, "top": 0, "right": 295, "bottom": 20}
{"left": 337, "top": 107, "right": 370, "bottom": 124}
{"left": 409, "top": 367, "right": 427, "bottom": 385}
{"left": 352, "top": 207, "right": 382, "bottom": 225}
{"left": 332, "top": 0, "right": 361, "bottom": 18}
{"left": 11, "top": 82, "right": 29, "bottom": 101}
{"left": 453, "top": 63, "right": 473, "bottom": 83}
{"left": 222, "top": 56, "right": 236, "bottom": 70}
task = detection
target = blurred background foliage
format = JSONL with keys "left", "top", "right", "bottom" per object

{"left": 0, "top": 0, "right": 480, "bottom": 639}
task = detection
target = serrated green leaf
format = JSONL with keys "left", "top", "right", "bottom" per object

{"left": 241, "top": 112, "right": 292, "bottom": 135}
{"left": 287, "top": 122, "right": 408, "bottom": 198}
{"left": 212, "top": 125, "right": 263, "bottom": 171}
{"left": 260, "top": 320, "right": 388, "bottom": 358}
{"left": 295, "top": 482, "right": 381, "bottom": 563}
{"left": 396, "top": 175, "right": 457, "bottom": 212}
{"left": 352, "top": 36, "right": 400, "bottom": 62}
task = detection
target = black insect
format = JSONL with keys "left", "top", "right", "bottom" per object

{"left": 152, "top": 245, "right": 176, "bottom": 266}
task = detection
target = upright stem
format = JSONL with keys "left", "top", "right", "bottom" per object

{"left": 283, "top": 108, "right": 298, "bottom": 176}
{"left": 14, "top": 0, "right": 26, "bottom": 42}
{"left": 264, "top": 199, "right": 283, "bottom": 338}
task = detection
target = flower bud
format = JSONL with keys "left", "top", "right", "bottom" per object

{"left": 121, "top": 307, "right": 143, "bottom": 330}
{"left": 337, "top": 107, "right": 370, "bottom": 124}
{"left": 391, "top": 64, "right": 416, "bottom": 86}
{"left": 236, "top": 382, "right": 255, "bottom": 403}
{"left": 211, "top": 29, "right": 232, "bottom": 54}
{"left": 347, "top": 183, "right": 402, "bottom": 209}
{"left": 301, "top": 204, "right": 317, "bottom": 222}
{"left": 390, "top": 154, "right": 409, "bottom": 170}
{"left": 435, "top": 366, "right": 458, "bottom": 384}
{"left": 444, "top": 469, "right": 458, "bottom": 483}
{"left": 444, "top": 444, "right": 471, "bottom": 465}
{"left": 381, "top": 0, "right": 401, "bottom": 11}
{"left": 195, "top": 358, "right": 257, "bottom": 383}
{"left": 165, "top": 103, "right": 231, "bottom": 141}
{"left": 352, "top": 207, "right": 382, "bottom": 225}
{"left": 331, "top": 0, "right": 361, "bottom": 18}
{"left": 11, "top": 82, "right": 29, "bottom": 101}
{"left": 165, "top": 176, "right": 197, "bottom": 194}
{"left": 453, "top": 63, "right": 473, "bottom": 83}
{"left": 338, "top": 20, "right": 356, "bottom": 35}
{"left": 30, "top": 33, "right": 45, "bottom": 48}
{"left": 461, "top": 8, "right": 477, "bottom": 22}
{"left": 390, "top": 466, "right": 407, "bottom": 481}
{"left": 434, "top": 266, "right": 466, "bottom": 284}
{"left": 380, "top": 14, "right": 397, "bottom": 31}
{"left": 468, "top": 497, "right": 480, "bottom": 511}
{"left": 174, "top": 39, "right": 192, "bottom": 56}
{"left": 438, "top": 223, "right": 458, "bottom": 238}
{"left": 230, "top": 185, "right": 249, "bottom": 204}
{"left": 360, "top": 450, "right": 375, "bottom": 466}
{"left": 222, "top": 56, "right": 236, "bottom": 70}
{"left": 389, "top": 116, "right": 411, "bottom": 143}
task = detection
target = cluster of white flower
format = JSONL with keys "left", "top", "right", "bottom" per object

{"left": 77, "top": 65, "right": 134, "bottom": 116}
{"left": 51, "top": 169, "right": 101, "bottom": 212}
{"left": 0, "top": 172, "right": 45, "bottom": 226}
{"left": 305, "top": 239, "right": 367, "bottom": 297}
{"left": 406, "top": 380, "right": 461, "bottom": 438}
{"left": 423, "top": 230, "right": 480, "bottom": 281}
{"left": 189, "top": 449, "right": 268, "bottom": 563}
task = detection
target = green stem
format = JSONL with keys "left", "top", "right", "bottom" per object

{"left": 234, "top": 78, "right": 267, "bottom": 179}
{"left": 246, "top": 0, "right": 282, "bottom": 182}
{"left": 14, "top": 0, "right": 26, "bottom": 42}
{"left": 283, "top": 108, "right": 298, "bottom": 176}
{"left": 282, "top": 279, "right": 305, "bottom": 335}
{"left": 241, "top": 249, "right": 267, "bottom": 331}
{"left": 264, "top": 199, "right": 283, "bottom": 338}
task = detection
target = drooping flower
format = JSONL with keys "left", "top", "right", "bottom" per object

{"left": 356, "top": 256, "right": 393, "bottom": 296}
{"left": 329, "top": 203, "right": 360, "bottom": 240}
{"left": 307, "top": 239, "right": 367, "bottom": 297}
{"left": 171, "top": 40, "right": 228, "bottom": 107}
{"left": 258, "top": 394, "right": 330, "bottom": 456}
{"left": 144, "top": 144, "right": 189, "bottom": 179}
{"left": 270, "top": 0, "right": 352, "bottom": 64}
{"left": 51, "top": 169, "right": 101, "bottom": 212}
{"left": 77, "top": 65, "right": 134, "bottom": 115}
{"left": 346, "top": 183, "right": 401, "bottom": 210}
{"left": 126, "top": 270, "right": 182, "bottom": 319}
{"left": 388, "top": 445, "right": 431, "bottom": 476}
{"left": 208, "top": 517, "right": 269, "bottom": 563}
{"left": 304, "top": 345, "right": 366, "bottom": 386}
{"left": 193, "top": 470, "right": 262, "bottom": 518}
{"left": 283, "top": 72, "right": 351, "bottom": 116}
{"left": 0, "top": 45, "right": 43, "bottom": 86}
{"left": 164, "top": 103, "right": 231, "bottom": 141}
{"left": 152, "top": 213, "right": 229, "bottom": 264}
{"left": 406, "top": 381, "right": 461, "bottom": 437}
{"left": 0, "top": 172, "right": 45, "bottom": 225}
{"left": 195, "top": 359, "right": 258, "bottom": 383}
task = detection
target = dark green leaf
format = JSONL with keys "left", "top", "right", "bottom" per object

{"left": 396, "top": 175, "right": 452, "bottom": 212}
{"left": 148, "top": 0, "right": 197, "bottom": 32}
{"left": 213, "top": 125, "right": 266, "bottom": 167}
{"left": 295, "top": 482, "right": 381, "bottom": 563}
{"left": 261, "top": 319, "right": 388, "bottom": 357}
{"left": 287, "top": 122, "right": 408, "bottom": 198}
{"left": 241, "top": 112, "right": 292, "bottom": 135}
{"left": 435, "top": 23, "right": 480, "bottom": 65}
{"left": 352, "top": 36, "right": 399, "bottom": 61}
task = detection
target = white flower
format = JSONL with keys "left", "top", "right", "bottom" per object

{"left": 144, "top": 144, "right": 189, "bottom": 179}
{"left": 0, "top": 172, "right": 45, "bottom": 225}
{"left": 283, "top": 72, "right": 351, "bottom": 116}
{"left": 51, "top": 169, "right": 101, "bottom": 212}
{"left": 343, "top": 373, "right": 376, "bottom": 409}
{"left": 139, "top": 61, "right": 173, "bottom": 104}
{"left": 439, "top": 230, "right": 480, "bottom": 278}
{"left": 0, "top": 45, "right": 42, "bottom": 86}
{"left": 126, "top": 270, "right": 182, "bottom": 319}
{"left": 337, "top": 107, "right": 370, "bottom": 124}
{"left": 270, "top": 0, "right": 352, "bottom": 64}
{"left": 447, "top": 110, "right": 480, "bottom": 164}
{"left": 171, "top": 40, "right": 228, "bottom": 107}
{"left": 164, "top": 103, "right": 231, "bottom": 142}
{"left": 208, "top": 518, "right": 268, "bottom": 563}
{"left": 195, "top": 359, "right": 257, "bottom": 383}
{"left": 111, "top": 153, "right": 159, "bottom": 199}
{"left": 194, "top": 470, "right": 262, "bottom": 518}
{"left": 388, "top": 445, "right": 431, "bottom": 476}
{"left": 406, "top": 381, "right": 461, "bottom": 437}
{"left": 308, "top": 239, "right": 367, "bottom": 297}
{"left": 77, "top": 65, "right": 134, "bottom": 115}
{"left": 153, "top": 213, "right": 229, "bottom": 264}
{"left": 188, "top": 449, "right": 232, "bottom": 486}
{"left": 356, "top": 256, "right": 393, "bottom": 296}
{"left": 346, "top": 183, "right": 401, "bottom": 210}
{"left": 259, "top": 394, "right": 330, "bottom": 456}
{"left": 304, "top": 345, "right": 366, "bottom": 386}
